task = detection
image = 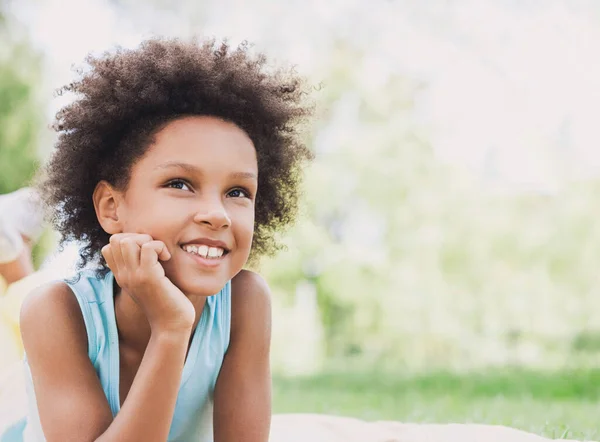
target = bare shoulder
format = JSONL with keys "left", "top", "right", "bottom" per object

{"left": 229, "top": 270, "right": 271, "bottom": 335}
{"left": 19, "top": 282, "right": 114, "bottom": 439}
{"left": 20, "top": 280, "right": 87, "bottom": 354}
{"left": 231, "top": 269, "right": 271, "bottom": 299}
{"left": 230, "top": 270, "right": 272, "bottom": 313}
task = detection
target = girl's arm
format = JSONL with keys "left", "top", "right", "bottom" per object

{"left": 20, "top": 283, "right": 114, "bottom": 441}
{"left": 21, "top": 282, "right": 192, "bottom": 442}
{"left": 213, "top": 270, "right": 272, "bottom": 442}
{"left": 21, "top": 234, "right": 195, "bottom": 442}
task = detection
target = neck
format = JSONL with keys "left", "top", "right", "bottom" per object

{"left": 113, "top": 279, "right": 206, "bottom": 354}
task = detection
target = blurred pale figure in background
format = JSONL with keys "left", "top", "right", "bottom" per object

{"left": 0, "top": 188, "right": 44, "bottom": 286}
{"left": 0, "top": 188, "right": 45, "bottom": 373}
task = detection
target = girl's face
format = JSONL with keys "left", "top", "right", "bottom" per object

{"left": 113, "top": 116, "right": 257, "bottom": 297}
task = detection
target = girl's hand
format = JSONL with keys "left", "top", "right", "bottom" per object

{"left": 101, "top": 233, "right": 195, "bottom": 333}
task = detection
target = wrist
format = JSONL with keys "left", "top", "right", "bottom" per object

{"left": 150, "top": 323, "right": 194, "bottom": 340}
{"left": 145, "top": 309, "right": 195, "bottom": 335}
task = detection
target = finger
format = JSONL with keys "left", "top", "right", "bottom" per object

{"left": 110, "top": 233, "right": 153, "bottom": 246}
{"left": 109, "top": 233, "right": 152, "bottom": 267}
{"left": 121, "top": 234, "right": 158, "bottom": 266}
{"left": 156, "top": 242, "right": 171, "bottom": 261}
{"left": 121, "top": 233, "right": 153, "bottom": 247}
{"left": 121, "top": 237, "right": 141, "bottom": 269}
{"left": 101, "top": 244, "right": 117, "bottom": 272}
{"left": 140, "top": 241, "right": 171, "bottom": 269}
{"left": 109, "top": 235, "right": 126, "bottom": 272}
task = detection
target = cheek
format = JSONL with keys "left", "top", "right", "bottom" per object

{"left": 232, "top": 208, "right": 255, "bottom": 248}
{"left": 241, "top": 224, "right": 254, "bottom": 248}
{"left": 121, "top": 204, "right": 184, "bottom": 239}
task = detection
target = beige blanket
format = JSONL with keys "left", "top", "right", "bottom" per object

{"left": 269, "top": 414, "right": 592, "bottom": 442}
{"left": 0, "top": 365, "right": 593, "bottom": 442}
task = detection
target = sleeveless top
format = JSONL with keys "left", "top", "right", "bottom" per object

{"left": 1, "top": 270, "right": 231, "bottom": 442}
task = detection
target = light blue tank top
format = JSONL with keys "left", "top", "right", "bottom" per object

{"left": 1, "top": 270, "right": 231, "bottom": 442}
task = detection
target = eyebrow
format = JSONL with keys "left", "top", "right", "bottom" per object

{"left": 154, "top": 161, "right": 257, "bottom": 180}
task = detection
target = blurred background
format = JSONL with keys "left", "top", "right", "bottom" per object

{"left": 1, "top": 0, "right": 599, "bottom": 439}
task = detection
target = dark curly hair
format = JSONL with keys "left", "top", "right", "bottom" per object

{"left": 39, "top": 37, "right": 313, "bottom": 272}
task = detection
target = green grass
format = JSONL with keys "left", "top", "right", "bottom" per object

{"left": 272, "top": 368, "right": 600, "bottom": 440}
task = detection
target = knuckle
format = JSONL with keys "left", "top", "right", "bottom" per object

{"left": 141, "top": 241, "right": 154, "bottom": 249}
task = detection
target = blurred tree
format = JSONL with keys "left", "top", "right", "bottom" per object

{"left": 0, "top": 2, "right": 43, "bottom": 194}
{"left": 261, "top": 41, "right": 448, "bottom": 363}
{"left": 263, "top": 34, "right": 600, "bottom": 371}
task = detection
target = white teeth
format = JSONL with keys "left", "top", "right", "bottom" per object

{"left": 182, "top": 244, "right": 225, "bottom": 259}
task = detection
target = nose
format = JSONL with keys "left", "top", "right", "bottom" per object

{"left": 192, "top": 197, "right": 231, "bottom": 230}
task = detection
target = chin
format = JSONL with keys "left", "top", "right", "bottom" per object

{"left": 164, "top": 254, "right": 233, "bottom": 296}
{"left": 172, "top": 274, "right": 229, "bottom": 297}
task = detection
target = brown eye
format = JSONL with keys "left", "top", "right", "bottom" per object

{"left": 166, "top": 179, "right": 191, "bottom": 191}
{"left": 227, "top": 188, "right": 250, "bottom": 198}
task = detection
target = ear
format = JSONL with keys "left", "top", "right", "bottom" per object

{"left": 93, "top": 181, "right": 123, "bottom": 235}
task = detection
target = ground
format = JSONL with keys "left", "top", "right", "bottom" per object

{"left": 272, "top": 368, "right": 600, "bottom": 441}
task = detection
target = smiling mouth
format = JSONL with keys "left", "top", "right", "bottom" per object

{"left": 181, "top": 244, "right": 229, "bottom": 259}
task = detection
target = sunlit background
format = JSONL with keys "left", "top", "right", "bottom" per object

{"left": 1, "top": 0, "right": 600, "bottom": 439}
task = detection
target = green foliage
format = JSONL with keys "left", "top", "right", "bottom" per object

{"left": 0, "top": 7, "right": 43, "bottom": 194}
{"left": 263, "top": 41, "right": 600, "bottom": 371}
{"left": 571, "top": 331, "right": 600, "bottom": 353}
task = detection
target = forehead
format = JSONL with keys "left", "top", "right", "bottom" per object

{"left": 140, "top": 116, "right": 258, "bottom": 172}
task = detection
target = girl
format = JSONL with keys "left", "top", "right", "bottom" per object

{"left": 1, "top": 37, "right": 312, "bottom": 441}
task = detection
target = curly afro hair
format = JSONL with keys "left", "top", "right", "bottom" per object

{"left": 39, "top": 37, "right": 313, "bottom": 272}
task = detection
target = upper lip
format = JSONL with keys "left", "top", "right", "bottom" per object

{"left": 181, "top": 238, "right": 230, "bottom": 252}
